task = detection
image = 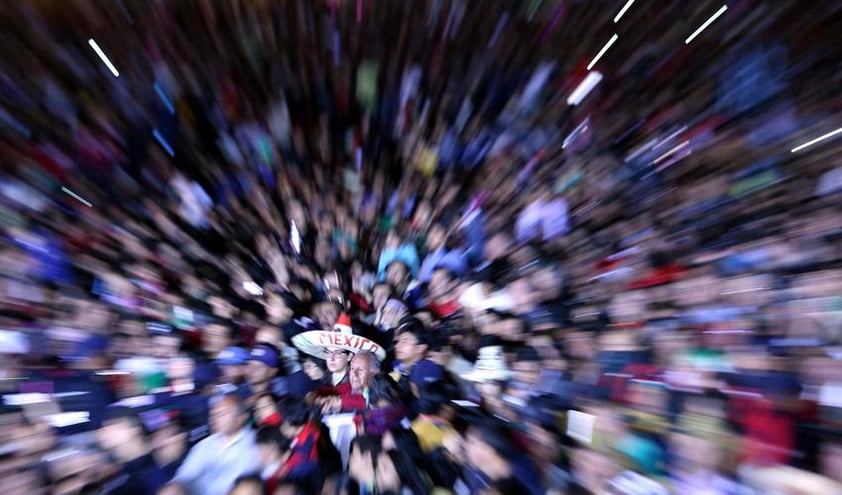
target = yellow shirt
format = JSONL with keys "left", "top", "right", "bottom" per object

{"left": 411, "top": 416, "right": 456, "bottom": 453}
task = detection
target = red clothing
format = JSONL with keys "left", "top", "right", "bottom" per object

{"left": 335, "top": 382, "right": 367, "bottom": 411}
{"left": 428, "top": 299, "right": 460, "bottom": 319}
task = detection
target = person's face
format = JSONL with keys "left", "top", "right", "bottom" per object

{"left": 427, "top": 225, "right": 446, "bottom": 250}
{"left": 507, "top": 278, "right": 535, "bottom": 308}
{"left": 527, "top": 423, "right": 560, "bottom": 465}
{"left": 395, "top": 332, "right": 424, "bottom": 365}
{"left": 221, "top": 364, "right": 245, "bottom": 383}
{"left": 348, "top": 447, "right": 375, "bottom": 484}
{"left": 245, "top": 360, "right": 275, "bottom": 385}
{"left": 229, "top": 480, "right": 265, "bottom": 495}
{"left": 386, "top": 262, "right": 408, "bottom": 287}
{"left": 210, "top": 399, "right": 242, "bottom": 436}
{"left": 349, "top": 354, "right": 373, "bottom": 391}
{"left": 313, "top": 303, "right": 339, "bottom": 330}
{"left": 166, "top": 356, "right": 195, "bottom": 382}
{"left": 381, "top": 305, "right": 405, "bottom": 329}
{"left": 255, "top": 396, "right": 278, "bottom": 424}
{"left": 302, "top": 359, "right": 324, "bottom": 381}
{"left": 153, "top": 334, "right": 181, "bottom": 359}
{"left": 429, "top": 270, "right": 455, "bottom": 300}
{"left": 256, "top": 325, "right": 283, "bottom": 347}
{"left": 267, "top": 297, "right": 293, "bottom": 323}
{"left": 97, "top": 419, "right": 136, "bottom": 453}
{"left": 821, "top": 443, "right": 842, "bottom": 483}
{"left": 375, "top": 453, "right": 401, "bottom": 492}
{"left": 373, "top": 286, "right": 391, "bottom": 310}
{"left": 513, "top": 360, "right": 542, "bottom": 386}
{"left": 203, "top": 324, "right": 230, "bottom": 355}
{"left": 464, "top": 430, "right": 501, "bottom": 471}
{"left": 476, "top": 381, "right": 503, "bottom": 400}
{"left": 325, "top": 348, "right": 351, "bottom": 373}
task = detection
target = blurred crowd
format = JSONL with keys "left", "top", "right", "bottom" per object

{"left": 2, "top": 0, "right": 842, "bottom": 494}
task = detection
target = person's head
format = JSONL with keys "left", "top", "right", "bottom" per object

{"left": 348, "top": 434, "right": 383, "bottom": 487}
{"left": 97, "top": 410, "right": 149, "bottom": 461}
{"left": 426, "top": 224, "right": 447, "bottom": 251}
{"left": 152, "top": 331, "right": 183, "bottom": 359}
{"left": 210, "top": 393, "right": 248, "bottom": 437}
{"left": 386, "top": 261, "right": 410, "bottom": 288}
{"left": 276, "top": 395, "right": 310, "bottom": 439}
{"left": 256, "top": 424, "right": 289, "bottom": 469}
{"left": 228, "top": 475, "right": 266, "bottom": 495}
{"left": 381, "top": 299, "right": 408, "bottom": 329}
{"left": 821, "top": 438, "right": 842, "bottom": 483}
{"left": 255, "top": 325, "right": 284, "bottom": 350}
{"left": 525, "top": 419, "right": 561, "bottom": 465}
{"left": 350, "top": 351, "right": 380, "bottom": 392}
{"left": 216, "top": 346, "right": 249, "bottom": 384}
{"left": 367, "top": 373, "right": 402, "bottom": 408}
{"left": 416, "top": 379, "right": 458, "bottom": 419}
{"left": 484, "top": 232, "right": 511, "bottom": 261}
{"left": 464, "top": 417, "right": 517, "bottom": 480}
{"left": 301, "top": 354, "right": 327, "bottom": 381}
{"left": 245, "top": 345, "right": 280, "bottom": 386}
{"left": 265, "top": 293, "right": 294, "bottom": 324}
{"left": 428, "top": 267, "right": 459, "bottom": 301}
{"left": 512, "top": 346, "right": 542, "bottom": 387}
{"left": 324, "top": 347, "right": 352, "bottom": 375}
{"left": 166, "top": 355, "right": 196, "bottom": 383}
{"left": 312, "top": 301, "right": 341, "bottom": 330}
{"left": 394, "top": 318, "right": 430, "bottom": 367}
{"left": 254, "top": 393, "right": 282, "bottom": 427}
{"left": 372, "top": 283, "right": 394, "bottom": 311}
{"left": 204, "top": 321, "right": 234, "bottom": 356}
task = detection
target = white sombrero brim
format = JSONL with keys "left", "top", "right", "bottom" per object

{"left": 291, "top": 330, "right": 386, "bottom": 361}
{"left": 462, "top": 369, "right": 512, "bottom": 383}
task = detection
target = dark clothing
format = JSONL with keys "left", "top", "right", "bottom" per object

{"left": 103, "top": 454, "right": 167, "bottom": 495}
{"left": 274, "top": 370, "right": 319, "bottom": 399}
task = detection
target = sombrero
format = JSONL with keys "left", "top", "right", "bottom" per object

{"left": 292, "top": 313, "right": 386, "bottom": 361}
{"left": 463, "top": 345, "right": 512, "bottom": 383}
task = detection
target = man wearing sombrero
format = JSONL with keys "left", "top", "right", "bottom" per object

{"left": 292, "top": 313, "right": 387, "bottom": 389}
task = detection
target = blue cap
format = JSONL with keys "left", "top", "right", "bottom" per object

{"left": 409, "top": 359, "right": 445, "bottom": 386}
{"left": 215, "top": 346, "right": 249, "bottom": 366}
{"left": 247, "top": 344, "right": 280, "bottom": 369}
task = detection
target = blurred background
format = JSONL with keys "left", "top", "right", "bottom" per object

{"left": 1, "top": 0, "right": 842, "bottom": 494}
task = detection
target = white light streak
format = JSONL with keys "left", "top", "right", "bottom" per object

{"left": 567, "top": 71, "right": 604, "bottom": 106}
{"left": 3, "top": 393, "right": 50, "bottom": 406}
{"left": 587, "top": 34, "right": 619, "bottom": 70}
{"left": 43, "top": 412, "right": 90, "bottom": 428}
{"left": 614, "top": 0, "right": 636, "bottom": 23}
{"left": 155, "top": 83, "right": 175, "bottom": 114}
{"left": 653, "top": 140, "right": 690, "bottom": 164}
{"left": 61, "top": 186, "right": 93, "bottom": 208}
{"left": 153, "top": 128, "right": 175, "bottom": 157}
{"left": 685, "top": 5, "right": 728, "bottom": 44}
{"left": 563, "top": 118, "right": 591, "bottom": 149}
{"left": 653, "top": 126, "right": 688, "bottom": 151}
{"left": 791, "top": 127, "right": 842, "bottom": 153}
{"left": 88, "top": 38, "right": 120, "bottom": 77}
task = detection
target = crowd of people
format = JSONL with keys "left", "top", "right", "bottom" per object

{"left": 2, "top": 1, "right": 842, "bottom": 494}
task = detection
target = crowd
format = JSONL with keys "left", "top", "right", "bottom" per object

{"left": 2, "top": 1, "right": 842, "bottom": 494}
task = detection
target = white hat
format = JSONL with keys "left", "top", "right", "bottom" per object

{"left": 0, "top": 330, "right": 29, "bottom": 354}
{"left": 463, "top": 346, "right": 512, "bottom": 383}
{"left": 292, "top": 313, "right": 386, "bottom": 361}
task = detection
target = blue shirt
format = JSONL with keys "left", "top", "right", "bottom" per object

{"left": 174, "top": 428, "right": 259, "bottom": 495}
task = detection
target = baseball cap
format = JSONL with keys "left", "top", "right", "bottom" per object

{"left": 247, "top": 344, "right": 280, "bottom": 369}
{"left": 409, "top": 359, "right": 445, "bottom": 386}
{"left": 215, "top": 346, "right": 249, "bottom": 366}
